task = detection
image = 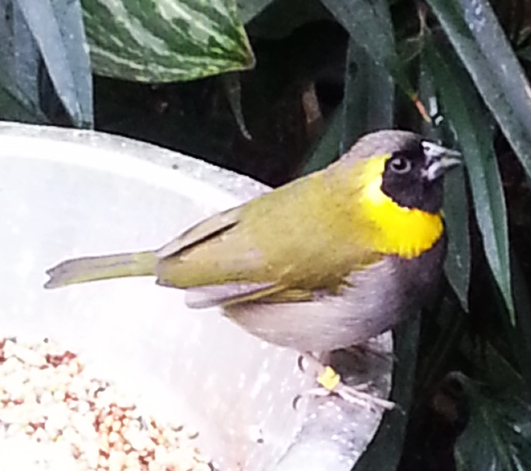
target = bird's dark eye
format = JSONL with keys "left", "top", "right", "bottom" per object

{"left": 390, "top": 156, "right": 412, "bottom": 174}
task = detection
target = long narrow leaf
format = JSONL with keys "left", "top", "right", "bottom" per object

{"left": 509, "top": 254, "right": 531, "bottom": 396}
{"left": 237, "top": 0, "right": 273, "bottom": 24}
{"left": 320, "top": 0, "right": 395, "bottom": 73}
{"left": 321, "top": 0, "right": 423, "bottom": 116}
{"left": 0, "top": 80, "right": 47, "bottom": 123}
{"left": 443, "top": 166, "right": 470, "bottom": 311}
{"left": 355, "top": 318, "right": 421, "bottom": 471}
{"left": 340, "top": 39, "right": 394, "bottom": 153}
{"left": 418, "top": 62, "right": 471, "bottom": 310}
{"left": 422, "top": 35, "right": 513, "bottom": 319}
{"left": 302, "top": 107, "right": 342, "bottom": 175}
{"left": 49, "top": 0, "right": 93, "bottom": 126}
{"left": 426, "top": 0, "right": 531, "bottom": 179}
{"left": 302, "top": 35, "right": 395, "bottom": 173}
{"left": 17, "top": 0, "right": 92, "bottom": 127}
{"left": 0, "top": 1, "right": 42, "bottom": 122}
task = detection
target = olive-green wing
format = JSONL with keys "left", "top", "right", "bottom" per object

{"left": 184, "top": 283, "right": 283, "bottom": 308}
{"left": 154, "top": 204, "right": 290, "bottom": 305}
{"left": 156, "top": 205, "right": 243, "bottom": 258}
{"left": 184, "top": 284, "right": 316, "bottom": 309}
{"left": 183, "top": 262, "right": 379, "bottom": 309}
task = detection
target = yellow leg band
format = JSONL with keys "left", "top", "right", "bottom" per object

{"left": 317, "top": 366, "right": 341, "bottom": 391}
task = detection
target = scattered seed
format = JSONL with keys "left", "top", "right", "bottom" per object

{"left": 0, "top": 337, "right": 212, "bottom": 471}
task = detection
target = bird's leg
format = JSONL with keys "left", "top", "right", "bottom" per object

{"left": 295, "top": 352, "right": 394, "bottom": 410}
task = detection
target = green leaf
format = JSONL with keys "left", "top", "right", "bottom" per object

{"left": 455, "top": 374, "right": 531, "bottom": 471}
{"left": 17, "top": 0, "right": 93, "bottom": 127}
{"left": 416, "top": 299, "right": 467, "bottom": 396}
{"left": 0, "top": 1, "right": 42, "bottom": 122}
{"left": 422, "top": 35, "right": 513, "bottom": 321}
{"left": 443, "top": 166, "right": 470, "bottom": 312}
{"left": 302, "top": 107, "right": 342, "bottom": 175}
{"left": 355, "top": 317, "right": 421, "bottom": 471}
{"left": 459, "top": 338, "right": 526, "bottom": 398}
{"left": 469, "top": 149, "right": 512, "bottom": 319}
{"left": 301, "top": 32, "right": 396, "bottom": 176}
{"left": 0, "top": 80, "right": 47, "bottom": 123}
{"left": 509, "top": 254, "right": 531, "bottom": 396}
{"left": 425, "top": 0, "right": 531, "bottom": 180}
{"left": 418, "top": 58, "right": 470, "bottom": 311}
{"left": 82, "top": 0, "right": 255, "bottom": 82}
{"left": 320, "top": 0, "right": 417, "bottom": 108}
{"left": 340, "top": 38, "right": 394, "bottom": 154}
{"left": 244, "top": 0, "right": 330, "bottom": 40}
{"left": 222, "top": 72, "right": 251, "bottom": 140}
{"left": 0, "top": 0, "right": 88, "bottom": 124}
{"left": 236, "top": 0, "right": 273, "bottom": 24}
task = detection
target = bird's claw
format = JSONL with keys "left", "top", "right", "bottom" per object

{"left": 293, "top": 382, "right": 394, "bottom": 410}
{"left": 294, "top": 353, "right": 394, "bottom": 410}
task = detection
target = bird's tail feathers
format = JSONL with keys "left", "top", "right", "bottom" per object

{"left": 44, "top": 251, "right": 157, "bottom": 288}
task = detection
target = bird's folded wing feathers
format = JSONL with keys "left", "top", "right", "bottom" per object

{"left": 156, "top": 205, "right": 242, "bottom": 259}
{"left": 184, "top": 283, "right": 328, "bottom": 309}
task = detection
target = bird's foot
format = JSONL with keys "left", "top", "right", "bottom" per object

{"left": 294, "top": 354, "right": 394, "bottom": 410}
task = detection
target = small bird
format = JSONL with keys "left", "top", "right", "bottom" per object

{"left": 45, "top": 130, "right": 459, "bottom": 406}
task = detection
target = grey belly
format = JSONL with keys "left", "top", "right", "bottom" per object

{"left": 224, "top": 238, "right": 445, "bottom": 352}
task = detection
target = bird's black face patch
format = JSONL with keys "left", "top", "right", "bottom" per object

{"left": 381, "top": 143, "right": 444, "bottom": 214}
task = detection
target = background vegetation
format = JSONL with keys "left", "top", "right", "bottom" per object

{"left": 2, "top": 0, "right": 531, "bottom": 469}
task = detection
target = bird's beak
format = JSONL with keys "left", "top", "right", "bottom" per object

{"left": 421, "top": 141, "right": 461, "bottom": 181}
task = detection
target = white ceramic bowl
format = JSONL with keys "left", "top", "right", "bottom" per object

{"left": 0, "top": 122, "right": 391, "bottom": 471}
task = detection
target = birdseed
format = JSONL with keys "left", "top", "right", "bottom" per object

{"left": 0, "top": 337, "right": 212, "bottom": 471}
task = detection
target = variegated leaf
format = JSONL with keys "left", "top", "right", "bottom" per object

{"left": 82, "top": 0, "right": 255, "bottom": 82}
